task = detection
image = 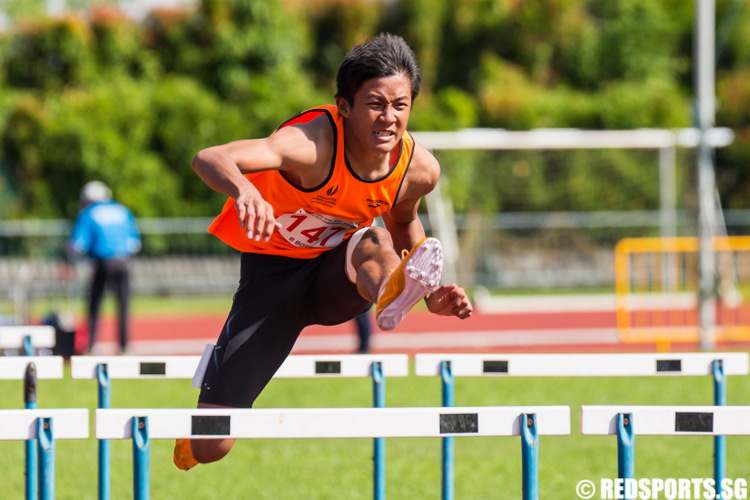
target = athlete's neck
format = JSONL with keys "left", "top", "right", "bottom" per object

{"left": 344, "top": 140, "right": 402, "bottom": 181}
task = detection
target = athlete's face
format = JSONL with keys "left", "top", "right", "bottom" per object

{"left": 338, "top": 73, "right": 412, "bottom": 153}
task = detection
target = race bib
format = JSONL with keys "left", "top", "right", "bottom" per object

{"left": 276, "top": 209, "right": 358, "bottom": 249}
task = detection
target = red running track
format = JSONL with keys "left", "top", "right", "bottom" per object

{"left": 78, "top": 306, "right": 742, "bottom": 356}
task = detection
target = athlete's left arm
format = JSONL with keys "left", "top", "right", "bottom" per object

{"left": 380, "top": 142, "right": 436, "bottom": 252}
{"left": 383, "top": 145, "right": 473, "bottom": 320}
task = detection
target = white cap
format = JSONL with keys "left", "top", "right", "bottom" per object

{"left": 80, "top": 181, "right": 112, "bottom": 204}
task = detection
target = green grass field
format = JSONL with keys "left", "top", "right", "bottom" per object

{"left": 2, "top": 360, "right": 750, "bottom": 499}
{"left": 6, "top": 294, "right": 235, "bottom": 320}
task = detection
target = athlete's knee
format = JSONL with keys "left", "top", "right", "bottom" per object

{"left": 353, "top": 227, "right": 393, "bottom": 260}
{"left": 352, "top": 227, "right": 403, "bottom": 301}
{"left": 191, "top": 438, "right": 235, "bottom": 464}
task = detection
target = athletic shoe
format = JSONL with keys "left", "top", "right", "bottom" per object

{"left": 173, "top": 438, "right": 198, "bottom": 471}
{"left": 375, "top": 237, "right": 443, "bottom": 331}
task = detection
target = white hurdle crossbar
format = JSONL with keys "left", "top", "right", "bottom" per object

{"left": 581, "top": 405, "right": 750, "bottom": 500}
{"left": 0, "top": 409, "right": 90, "bottom": 440}
{"left": 414, "top": 352, "right": 749, "bottom": 377}
{"left": 415, "top": 352, "right": 749, "bottom": 500}
{"left": 96, "top": 406, "right": 570, "bottom": 500}
{"left": 0, "top": 409, "right": 89, "bottom": 500}
{"left": 271, "top": 354, "right": 409, "bottom": 378}
{"left": 0, "top": 356, "right": 64, "bottom": 380}
{"left": 71, "top": 353, "right": 409, "bottom": 500}
{"left": 70, "top": 353, "right": 409, "bottom": 380}
{"left": 70, "top": 355, "right": 202, "bottom": 380}
{"left": 581, "top": 405, "right": 750, "bottom": 436}
{"left": 97, "top": 406, "right": 570, "bottom": 439}
{"left": 0, "top": 326, "right": 56, "bottom": 355}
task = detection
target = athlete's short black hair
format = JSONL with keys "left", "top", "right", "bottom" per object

{"left": 336, "top": 33, "right": 421, "bottom": 104}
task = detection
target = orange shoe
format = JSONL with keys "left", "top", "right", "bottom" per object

{"left": 173, "top": 438, "right": 199, "bottom": 471}
{"left": 375, "top": 237, "right": 443, "bottom": 331}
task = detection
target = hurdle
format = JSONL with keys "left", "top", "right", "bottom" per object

{"left": 0, "top": 325, "right": 55, "bottom": 356}
{"left": 96, "top": 405, "right": 570, "bottom": 500}
{"left": 581, "top": 405, "right": 750, "bottom": 500}
{"left": 70, "top": 354, "right": 203, "bottom": 500}
{"left": 71, "top": 352, "right": 409, "bottom": 500}
{"left": 0, "top": 408, "right": 89, "bottom": 500}
{"left": 415, "top": 352, "right": 749, "bottom": 500}
{"left": 0, "top": 355, "right": 64, "bottom": 499}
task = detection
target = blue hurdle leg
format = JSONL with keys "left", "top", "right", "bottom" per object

{"left": 521, "top": 413, "right": 538, "bottom": 500}
{"left": 441, "top": 361, "right": 454, "bottom": 500}
{"left": 97, "top": 363, "right": 112, "bottom": 500}
{"left": 25, "top": 362, "right": 37, "bottom": 500}
{"left": 25, "top": 428, "right": 37, "bottom": 500}
{"left": 37, "top": 417, "right": 55, "bottom": 500}
{"left": 132, "top": 417, "right": 150, "bottom": 500}
{"left": 23, "top": 335, "right": 34, "bottom": 356}
{"left": 713, "top": 360, "right": 726, "bottom": 499}
{"left": 372, "top": 362, "right": 385, "bottom": 500}
{"left": 617, "top": 413, "right": 635, "bottom": 500}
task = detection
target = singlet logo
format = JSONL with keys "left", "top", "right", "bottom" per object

{"left": 312, "top": 185, "right": 339, "bottom": 208}
{"left": 366, "top": 198, "right": 390, "bottom": 209}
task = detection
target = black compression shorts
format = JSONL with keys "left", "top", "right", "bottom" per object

{"left": 198, "top": 239, "right": 371, "bottom": 408}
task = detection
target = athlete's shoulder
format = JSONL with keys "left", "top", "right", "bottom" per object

{"left": 274, "top": 105, "right": 336, "bottom": 148}
{"left": 277, "top": 104, "right": 339, "bottom": 132}
{"left": 407, "top": 137, "right": 440, "bottom": 187}
{"left": 268, "top": 106, "right": 337, "bottom": 176}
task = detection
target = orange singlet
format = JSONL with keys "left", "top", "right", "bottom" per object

{"left": 208, "top": 104, "right": 414, "bottom": 259}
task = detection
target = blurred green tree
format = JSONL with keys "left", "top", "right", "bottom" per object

{"left": 0, "top": 0, "right": 748, "bottom": 220}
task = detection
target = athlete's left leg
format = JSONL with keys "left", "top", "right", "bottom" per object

{"left": 173, "top": 402, "right": 235, "bottom": 470}
{"left": 345, "top": 226, "right": 402, "bottom": 302}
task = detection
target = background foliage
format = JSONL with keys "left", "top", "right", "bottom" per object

{"left": 0, "top": 0, "right": 749, "bottom": 221}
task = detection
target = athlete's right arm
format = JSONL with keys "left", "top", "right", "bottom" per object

{"left": 191, "top": 123, "right": 324, "bottom": 242}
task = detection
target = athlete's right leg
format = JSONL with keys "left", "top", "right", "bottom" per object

{"left": 175, "top": 253, "right": 312, "bottom": 469}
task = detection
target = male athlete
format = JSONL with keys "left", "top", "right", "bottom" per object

{"left": 174, "top": 33, "right": 473, "bottom": 469}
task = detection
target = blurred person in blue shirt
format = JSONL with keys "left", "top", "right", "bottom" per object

{"left": 67, "top": 181, "right": 141, "bottom": 354}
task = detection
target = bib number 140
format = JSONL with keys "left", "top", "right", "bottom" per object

{"left": 277, "top": 209, "right": 358, "bottom": 249}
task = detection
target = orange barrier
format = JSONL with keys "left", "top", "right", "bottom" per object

{"left": 614, "top": 236, "right": 750, "bottom": 345}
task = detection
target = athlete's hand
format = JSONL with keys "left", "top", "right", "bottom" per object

{"left": 425, "top": 284, "right": 473, "bottom": 319}
{"left": 235, "top": 187, "right": 282, "bottom": 242}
